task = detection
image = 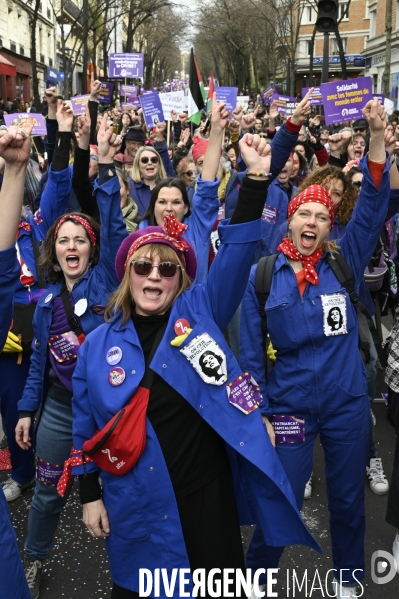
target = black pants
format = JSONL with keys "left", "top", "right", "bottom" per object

{"left": 386, "top": 389, "right": 399, "bottom": 529}
{"left": 111, "top": 466, "right": 245, "bottom": 598}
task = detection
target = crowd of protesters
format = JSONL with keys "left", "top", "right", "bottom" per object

{"left": 0, "top": 76, "right": 398, "bottom": 599}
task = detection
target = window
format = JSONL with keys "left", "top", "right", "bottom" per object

{"left": 301, "top": 3, "right": 315, "bottom": 25}
{"left": 332, "top": 37, "right": 347, "bottom": 54}
{"left": 10, "top": 41, "right": 16, "bottom": 52}
{"left": 340, "top": 2, "right": 349, "bottom": 20}
{"left": 396, "top": 1, "right": 399, "bottom": 30}
{"left": 20, "top": 45, "right": 24, "bottom": 55}
{"left": 370, "top": 9, "right": 376, "bottom": 37}
{"left": 49, "top": 57, "right": 53, "bottom": 66}
{"left": 47, "top": 8, "right": 51, "bottom": 19}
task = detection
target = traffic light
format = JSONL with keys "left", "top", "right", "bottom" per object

{"left": 316, "top": 0, "right": 338, "bottom": 33}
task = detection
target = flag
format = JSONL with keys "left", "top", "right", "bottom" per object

{"left": 206, "top": 74, "right": 214, "bottom": 115}
{"left": 188, "top": 48, "right": 206, "bottom": 125}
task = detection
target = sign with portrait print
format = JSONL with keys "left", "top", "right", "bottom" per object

{"left": 180, "top": 333, "right": 227, "bottom": 385}
{"left": 320, "top": 294, "right": 348, "bottom": 336}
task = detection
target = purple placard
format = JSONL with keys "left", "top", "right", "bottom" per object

{"left": 70, "top": 94, "right": 90, "bottom": 115}
{"left": 271, "top": 415, "right": 305, "bottom": 444}
{"left": 226, "top": 373, "right": 263, "bottom": 415}
{"left": 108, "top": 53, "right": 144, "bottom": 78}
{"left": 4, "top": 113, "right": 47, "bottom": 135}
{"left": 122, "top": 98, "right": 141, "bottom": 110}
{"left": 121, "top": 84, "right": 138, "bottom": 97}
{"left": 139, "top": 91, "right": 165, "bottom": 128}
{"left": 98, "top": 82, "right": 114, "bottom": 104}
{"left": 373, "top": 94, "right": 384, "bottom": 104}
{"left": 36, "top": 458, "right": 64, "bottom": 486}
{"left": 302, "top": 86, "right": 323, "bottom": 106}
{"left": 261, "top": 85, "right": 277, "bottom": 103}
{"left": 270, "top": 93, "right": 297, "bottom": 115}
{"left": 215, "top": 86, "right": 238, "bottom": 113}
{"left": 320, "top": 76, "right": 373, "bottom": 125}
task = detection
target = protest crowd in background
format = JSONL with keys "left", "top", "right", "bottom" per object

{"left": 1, "top": 49, "right": 399, "bottom": 599}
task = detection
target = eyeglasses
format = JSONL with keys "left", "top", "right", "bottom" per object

{"left": 258, "top": 134, "right": 267, "bottom": 138}
{"left": 182, "top": 170, "right": 194, "bottom": 177}
{"left": 352, "top": 181, "right": 362, "bottom": 188}
{"left": 140, "top": 156, "right": 159, "bottom": 164}
{"left": 90, "top": 155, "right": 99, "bottom": 162}
{"left": 131, "top": 260, "right": 181, "bottom": 278}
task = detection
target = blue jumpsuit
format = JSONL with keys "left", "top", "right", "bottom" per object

{"left": 0, "top": 245, "right": 30, "bottom": 598}
{"left": 72, "top": 218, "right": 320, "bottom": 597}
{"left": 240, "top": 155, "right": 390, "bottom": 584}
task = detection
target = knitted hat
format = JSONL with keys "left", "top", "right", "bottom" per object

{"left": 192, "top": 136, "right": 209, "bottom": 164}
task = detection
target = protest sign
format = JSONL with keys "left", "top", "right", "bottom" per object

{"left": 139, "top": 92, "right": 165, "bottom": 128}
{"left": 373, "top": 94, "right": 384, "bottom": 104}
{"left": 261, "top": 85, "right": 277, "bottom": 103}
{"left": 121, "top": 84, "right": 138, "bottom": 97}
{"left": 215, "top": 86, "right": 238, "bottom": 112}
{"left": 384, "top": 97, "right": 394, "bottom": 116}
{"left": 108, "top": 53, "right": 144, "bottom": 78}
{"left": 121, "top": 100, "right": 140, "bottom": 111}
{"left": 237, "top": 96, "right": 250, "bottom": 109}
{"left": 159, "top": 91, "right": 186, "bottom": 119}
{"left": 70, "top": 94, "right": 90, "bottom": 115}
{"left": 270, "top": 93, "right": 297, "bottom": 115}
{"left": 320, "top": 77, "right": 373, "bottom": 125}
{"left": 302, "top": 86, "right": 323, "bottom": 106}
{"left": 4, "top": 113, "right": 47, "bottom": 135}
{"left": 98, "top": 82, "right": 114, "bottom": 104}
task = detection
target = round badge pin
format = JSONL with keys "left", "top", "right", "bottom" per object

{"left": 106, "top": 346, "right": 123, "bottom": 366}
{"left": 108, "top": 367, "right": 125, "bottom": 386}
{"left": 74, "top": 298, "right": 88, "bottom": 317}
{"left": 44, "top": 293, "right": 53, "bottom": 304}
{"left": 174, "top": 318, "right": 191, "bottom": 336}
{"left": 92, "top": 305, "right": 106, "bottom": 315}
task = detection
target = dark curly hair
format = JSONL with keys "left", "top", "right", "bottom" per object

{"left": 296, "top": 165, "right": 357, "bottom": 225}
{"left": 39, "top": 212, "right": 100, "bottom": 284}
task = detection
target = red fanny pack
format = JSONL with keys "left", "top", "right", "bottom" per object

{"left": 82, "top": 385, "right": 149, "bottom": 475}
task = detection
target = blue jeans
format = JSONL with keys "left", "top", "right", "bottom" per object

{"left": 24, "top": 395, "right": 74, "bottom": 561}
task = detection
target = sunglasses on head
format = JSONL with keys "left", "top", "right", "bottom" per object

{"left": 182, "top": 170, "right": 194, "bottom": 177}
{"left": 140, "top": 156, "right": 159, "bottom": 164}
{"left": 131, "top": 260, "right": 181, "bottom": 278}
{"left": 352, "top": 181, "right": 362, "bottom": 188}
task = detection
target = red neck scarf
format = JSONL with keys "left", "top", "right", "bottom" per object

{"left": 277, "top": 237, "right": 324, "bottom": 285}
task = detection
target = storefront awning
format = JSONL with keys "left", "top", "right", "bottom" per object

{"left": 0, "top": 54, "right": 17, "bottom": 77}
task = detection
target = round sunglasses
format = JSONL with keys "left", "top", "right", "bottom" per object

{"left": 140, "top": 156, "right": 159, "bottom": 164}
{"left": 131, "top": 260, "right": 181, "bottom": 278}
{"left": 182, "top": 170, "right": 194, "bottom": 177}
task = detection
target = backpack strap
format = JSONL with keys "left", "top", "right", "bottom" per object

{"left": 326, "top": 251, "right": 387, "bottom": 366}
{"left": 60, "top": 284, "right": 86, "bottom": 346}
{"left": 255, "top": 254, "right": 278, "bottom": 376}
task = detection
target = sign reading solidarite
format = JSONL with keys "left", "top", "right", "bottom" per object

{"left": 70, "top": 94, "right": 90, "bottom": 115}
{"left": 4, "top": 113, "right": 47, "bottom": 135}
{"left": 98, "top": 82, "right": 114, "bottom": 104}
{"left": 139, "top": 92, "right": 165, "bottom": 129}
{"left": 108, "top": 53, "right": 144, "bottom": 78}
{"left": 320, "top": 77, "right": 373, "bottom": 125}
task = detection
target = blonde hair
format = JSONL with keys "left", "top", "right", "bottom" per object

{"left": 130, "top": 146, "right": 167, "bottom": 184}
{"left": 105, "top": 243, "right": 192, "bottom": 325}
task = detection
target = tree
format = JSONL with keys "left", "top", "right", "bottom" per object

{"left": 24, "top": 0, "right": 41, "bottom": 107}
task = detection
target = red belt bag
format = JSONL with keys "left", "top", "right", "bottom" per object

{"left": 82, "top": 385, "right": 149, "bottom": 475}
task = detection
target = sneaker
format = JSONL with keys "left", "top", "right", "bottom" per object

{"left": 24, "top": 558, "right": 43, "bottom": 599}
{"left": 371, "top": 409, "right": 376, "bottom": 426}
{"left": 2, "top": 477, "right": 35, "bottom": 502}
{"left": 332, "top": 578, "right": 359, "bottom": 598}
{"left": 393, "top": 533, "right": 399, "bottom": 574}
{"left": 304, "top": 475, "right": 313, "bottom": 500}
{"left": 248, "top": 583, "right": 265, "bottom": 599}
{"left": 366, "top": 458, "right": 389, "bottom": 495}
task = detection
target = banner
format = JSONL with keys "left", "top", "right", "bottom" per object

{"left": 98, "top": 82, "right": 114, "bottom": 104}
{"left": 261, "top": 85, "right": 277, "bottom": 103}
{"left": 70, "top": 94, "right": 90, "bottom": 115}
{"left": 122, "top": 98, "right": 141, "bottom": 110}
{"left": 159, "top": 91, "right": 186, "bottom": 119}
{"left": 236, "top": 96, "right": 250, "bottom": 109}
{"left": 139, "top": 92, "right": 165, "bottom": 128}
{"left": 121, "top": 84, "right": 138, "bottom": 97}
{"left": 108, "top": 53, "right": 144, "bottom": 78}
{"left": 320, "top": 77, "right": 373, "bottom": 125}
{"left": 4, "top": 113, "right": 47, "bottom": 135}
{"left": 302, "top": 86, "right": 323, "bottom": 106}
{"left": 215, "top": 86, "right": 238, "bottom": 113}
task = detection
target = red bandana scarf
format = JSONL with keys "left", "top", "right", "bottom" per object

{"left": 277, "top": 237, "right": 324, "bottom": 285}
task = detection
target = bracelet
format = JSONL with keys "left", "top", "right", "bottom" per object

{"left": 247, "top": 172, "right": 271, "bottom": 178}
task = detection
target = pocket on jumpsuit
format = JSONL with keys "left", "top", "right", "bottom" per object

{"left": 325, "top": 382, "right": 368, "bottom": 438}
{"left": 101, "top": 470, "right": 150, "bottom": 541}
{"left": 266, "top": 294, "right": 298, "bottom": 352}
{"left": 268, "top": 385, "right": 308, "bottom": 414}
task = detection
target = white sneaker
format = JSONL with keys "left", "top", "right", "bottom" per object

{"left": 248, "top": 583, "right": 265, "bottom": 598}
{"left": 2, "top": 477, "right": 35, "bottom": 502}
{"left": 304, "top": 475, "right": 313, "bottom": 500}
{"left": 332, "top": 578, "right": 359, "bottom": 598}
{"left": 366, "top": 458, "right": 389, "bottom": 495}
{"left": 393, "top": 533, "right": 399, "bottom": 574}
